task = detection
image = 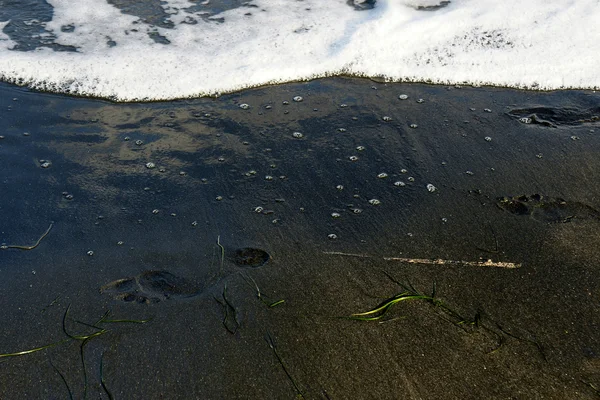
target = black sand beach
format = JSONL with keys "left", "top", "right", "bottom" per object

{"left": 0, "top": 78, "right": 599, "bottom": 399}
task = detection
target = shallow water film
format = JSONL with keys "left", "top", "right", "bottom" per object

{"left": 1, "top": 79, "right": 600, "bottom": 399}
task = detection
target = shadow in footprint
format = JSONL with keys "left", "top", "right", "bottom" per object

{"left": 497, "top": 194, "right": 600, "bottom": 223}
{"left": 231, "top": 247, "right": 270, "bottom": 268}
{"left": 100, "top": 270, "right": 203, "bottom": 304}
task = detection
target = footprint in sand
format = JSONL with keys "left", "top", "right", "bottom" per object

{"left": 496, "top": 194, "right": 600, "bottom": 223}
{"left": 232, "top": 247, "right": 270, "bottom": 267}
{"left": 100, "top": 270, "right": 202, "bottom": 303}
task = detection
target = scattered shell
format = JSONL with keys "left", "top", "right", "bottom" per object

{"left": 394, "top": 181, "right": 406, "bottom": 187}
{"left": 239, "top": 103, "right": 250, "bottom": 109}
{"left": 338, "top": 128, "right": 347, "bottom": 132}
{"left": 336, "top": 185, "right": 344, "bottom": 191}
{"left": 426, "top": 184, "right": 437, "bottom": 193}
{"left": 356, "top": 146, "right": 365, "bottom": 151}
{"left": 382, "top": 116, "right": 392, "bottom": 122}
{"left": 340, "top": 104, "right": 348, "bottom": 108}
{"left": 400, "top": 169, "right": 408, "bottom": 174}
{"left": 465, "top": 171, "right": 474, "bottom": 175}
{"left": 484, "top": 108, "right": 492, "bottom": 113}
{"left": 407, "top": 176, "right": 415, "bottom": 182}
{"left": 293, "top": 96, "right": 303, "bottom": 102}
{"left": 145, "top": 162, "right": 156, "bottom": 169}
{"left": 253, "top": 206, "right": 264, "bottom": 213}
{"left": 410, "top": 124, "right": 418, "bottom": 129}
{"left": 135, "top": 140, "right": 144, "bottom": 146}
{"left": 352, "top": 208, "right": 363, "bottom": 214}
{"left": 369, "top": 199, "right": 381, "bottom": 205}
{"left": 571, "top": 135, "right": 579, "bottom": 140}
{"left": 218, "top": 156, "right": 225, "bottom": 162}
{"left": 292, "top": 132, "right": 304, "bottom": 138}
{"left": 398, "top": 94, "right": 408, "bottom": 100}
{"left": 152, "top": 209, "right": 160, "bottom": 214}
{"left": 417, "top": 99, "right": 424, "bottom": 103}
{"left": 23, "top": 132, "right": 30, "bottom": 136}
{"left": 328, "top": 234, "right": 338, "bottom": 240}
{"left": 124, "top": 136, "right": 130, "bottom": 141}
{"left": 484, "top": 136, "right": 492, "bottom": 142}
{"left": 282, "top": 101, "right": 289, "bottom": 105}
{"left": 215, "top": 196, "right": 223, "bottom": 201}
{"left": 40, "top": 161, "right": 52, "bottom": 168}
{"left": 441, "top": 218, "right": 448, "bottom": 223}
{"left": 536, "top": 153, "right": 543, "bottom": 159}
{"left": 331, "top": 212, "right": 341, "bottom": 218}
{"left": 191, "top": 221, "right": 198, "bottom": 226}
{"left": 265, "top": 175, "right": 273, "bottom": 181}
{"left": 519, "top": 117, "right": 532, "bottom": 124}
{"left": 87, "top": 250, "right": 94, "bottom": 256}
{"left": 117, "top": 241, "right": 124, "bottom": 245}
{"left": 349, "top": 156, "right": 358, "bottom": 161}
{"left": 377, "top": 173, "right": 388, "bottom": 179}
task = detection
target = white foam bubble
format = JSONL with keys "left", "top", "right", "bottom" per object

{"left": 0, "top": 0, "right": 598, "bottom": 101}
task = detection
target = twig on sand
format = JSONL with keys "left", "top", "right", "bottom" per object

{"left": 323, "top": 251, "right": 520, "bottom": 269}
{"left": 322, "top": 251, "right": 372, "bottom": 258}
{"left": 382, "top": 257, "right": 521, "bottom": 269}
{"left": 1, "top": 222, "right": 54, "bottom": 251}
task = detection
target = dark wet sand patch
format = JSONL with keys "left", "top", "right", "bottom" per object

{"left": 1, "top": 78, "right": 600, "bottom": 399}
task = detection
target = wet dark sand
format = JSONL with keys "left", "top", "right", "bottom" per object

{"left": 0, "top": 78, "right": 599, "bottom": 399}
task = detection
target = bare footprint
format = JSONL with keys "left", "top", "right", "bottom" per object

{"left": 497, "top": 194, "right": 600, "bottom": 223}
{"left": 100, "top": 270, "right": 202, "bottom": 303}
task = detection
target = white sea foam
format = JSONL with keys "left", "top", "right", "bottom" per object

{"left": 0, "top": 0, "right": 598, "bottom": 101}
